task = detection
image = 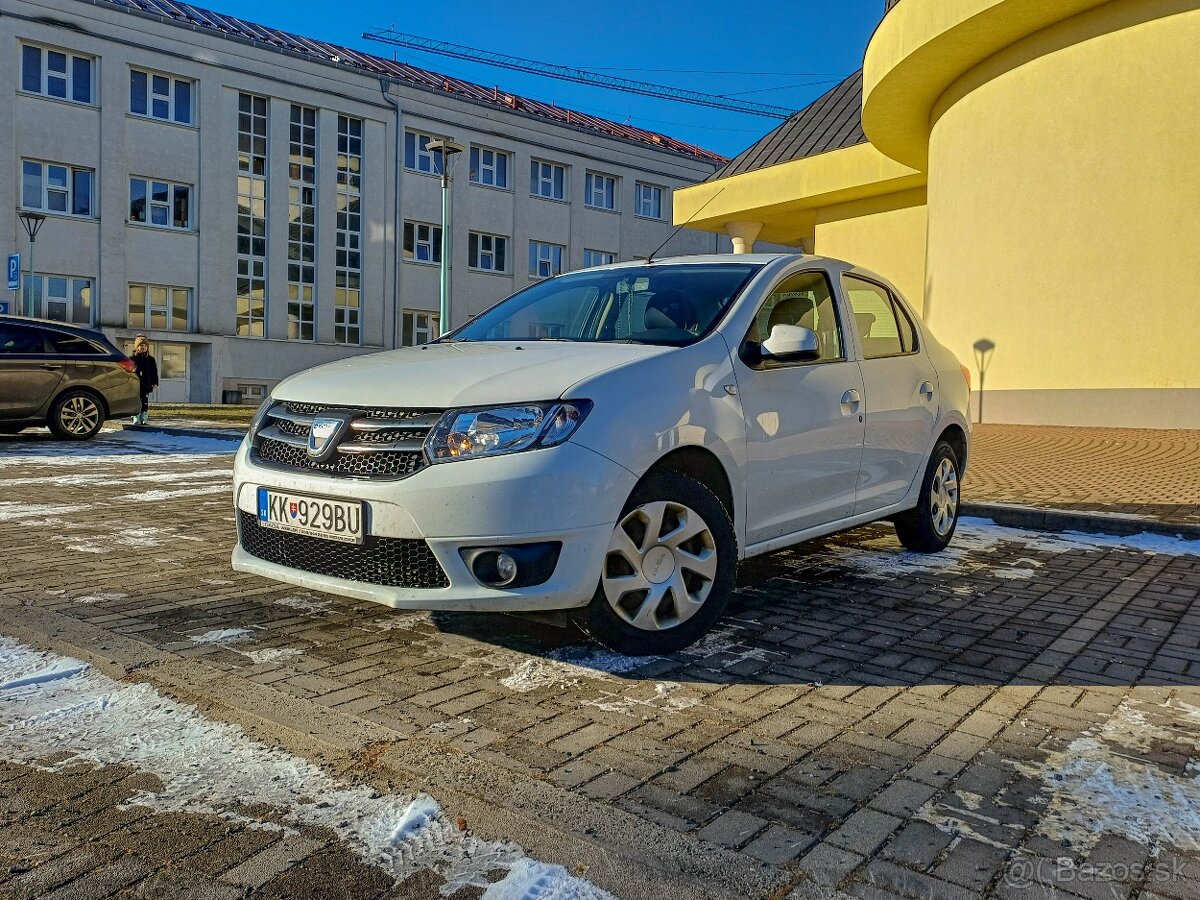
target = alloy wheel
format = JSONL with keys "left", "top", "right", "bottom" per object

{"left": 930, "top": 457, "right": 959, "bottom": 537}
{"left": 60, "top": 396, "right": 101, "bottom": 436}
{"left": 601, "top": 500, "right": 718, "bottom": 631}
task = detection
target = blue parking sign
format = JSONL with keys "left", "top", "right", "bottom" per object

{"left": 6, "top": 254, "right": 18, "bottom": 291}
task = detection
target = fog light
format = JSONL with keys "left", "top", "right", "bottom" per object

{"left": 460, "top": 543, "right": 562, "bottom": 589}
{"left": 495, "top": 552, "right": 518, "bottom": 584}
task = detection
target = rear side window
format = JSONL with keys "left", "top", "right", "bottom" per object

{"left": 0, "top": 325, "right": 47, "bottom": 354}
{"left": 842, "top": 276, "right": 919, "bottom": 359}
{"left": 48, "top": 331, "right": 104, "bottom": 354}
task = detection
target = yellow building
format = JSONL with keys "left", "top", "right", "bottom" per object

{"left": 676, "top": 0, "right": 1200, "bottom": 428}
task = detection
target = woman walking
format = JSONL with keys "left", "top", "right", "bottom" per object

{"left": 130, "top": 335, "right": 158, "bottom": 425}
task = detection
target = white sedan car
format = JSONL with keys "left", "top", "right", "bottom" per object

{"left": 232, "top": 254, "right": 970, "bottom": 654}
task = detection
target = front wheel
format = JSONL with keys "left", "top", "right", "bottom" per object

{"left": 572, "top": 471, "right": 736, "bottom": 655}
{"left": 894, "top": 441, "right": 961, "bottom": 552}
{"left": 48, "top": 390, "right": 104, "bottom": 440}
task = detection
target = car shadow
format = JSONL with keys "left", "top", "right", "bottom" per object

{"left": 425, "top": 521, "right": 1199, "bottom": 689}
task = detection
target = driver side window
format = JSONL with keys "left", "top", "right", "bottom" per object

{"left": 747, "top": 271, "right": 844, "bottom": 363}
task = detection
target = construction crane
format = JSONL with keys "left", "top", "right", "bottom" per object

{"left": 362, "top": 28, "right": 795, "bottom": 120}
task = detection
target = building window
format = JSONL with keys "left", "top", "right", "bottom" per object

{"left": 403, "top": 221, "right": 442, "bottom": 264}
{"left": 21, "top": 44, "right": 93, "bottom": 104}
{"left": 129, "top": 177, "right": 191, "bottom": 229}
{"left": 129, "top": 68, "right": 193, "bottom": 125}
{"left": 529, "top": 241, "right": 564, "bottom": 279}
{"left": 468, "top": 232, "right": 508, "bottom": 273}
{"left": 236, "top": 93, "right": 268, "bottom": 337}
{"left": 469, "top": 146, "right": 509, "bottom": 188}
{"left": 21, "top": 160, "right": 94, "bottom": 217}
{"left": 583, "top": 249, "right": 615, "bottom": 268}
{"left": 336, "top": 115, "right": 363, "bottom": 345}
{"left": 21, "top": 274, "right": 93, "bottom": 324}
{"left": 635, "top": 182, "right": 664, "bottom": 220}
{"left": 402, "top": 310, "right": 440, "bottom": 346}
{"left": 128, "top": 284, "right": 192, "bottom": 332}
{"left": 288, "top": 105, "right": 317, "bottom": 342}
{"left": 404, "top": 129, "right": 447, "bottom": 174}
{"left": 585, "top": 172, "right": 617, "bottom": 211}
{"left": 530, "top": 159, "right": 566, "bottom": 200}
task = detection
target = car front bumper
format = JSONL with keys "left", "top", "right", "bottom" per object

{"left": 230, "top": 438, "right": 637, "bottom": 612}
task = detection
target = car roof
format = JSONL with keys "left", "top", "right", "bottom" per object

{"left": 0, "top": 315, "right": 109, "bottom": 339}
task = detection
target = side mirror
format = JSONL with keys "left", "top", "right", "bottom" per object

{"left": 761, "top": 325, "right": 820, "bottom": 362}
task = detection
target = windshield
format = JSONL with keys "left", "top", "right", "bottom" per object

{"left": 445, "top": 263, "right": 763, "bottom": 346}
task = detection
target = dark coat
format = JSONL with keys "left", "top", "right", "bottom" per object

{"left": 133, "top": 352, "right": 159, "bottom": 395}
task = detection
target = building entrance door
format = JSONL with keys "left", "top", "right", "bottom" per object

{"left": 122, "top": 340, "right": 189, "bottom": 402}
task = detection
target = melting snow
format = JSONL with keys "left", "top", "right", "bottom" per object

{"left": 116, "top": 484, "right": 230, "bottom": 502}
{"left": 190, "top": 628, "right": 253, "bottom": 646}
{"left": 275, "top": 596, "right": 332, "bottom": 615}
{"left": 240, "top": 647, "right": 305, "bottom": 665}
{"left": 0, "top": 502, "right": 90, "bottom": 522}
{"left": 1015, "top": 698, "right": 1200, "bottom": 855}
{"left": 0, "top": 637, "right": 611, "bottom": 897}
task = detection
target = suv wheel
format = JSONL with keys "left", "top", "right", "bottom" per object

{"left": 894, "top": 440, "right": 960, "bottom": 552}
{"left": 572, "top": 471, "right": 736, "bottom": 655}
{"left": 49, "top": 390, "right": 104, "bottom": 440}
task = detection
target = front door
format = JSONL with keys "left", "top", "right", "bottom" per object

{"left": 737, "top": 270, "right": 866, "bottom": 545}
{"left": 0, "top": 322, "right": 63, "bottom": 417}
{"left": 842, "top": 276, "right": 939, "bottom": 514}
{"left": 122, "top": 340, "right": 189, "bottom": 402}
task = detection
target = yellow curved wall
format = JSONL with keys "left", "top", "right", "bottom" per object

{"left": 814, "top": 188, "right": 928, "bottom": 316}
{"left": 920, "top": 2, "right": 1200, "bottom": 420}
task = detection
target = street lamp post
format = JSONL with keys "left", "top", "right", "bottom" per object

{"left": 426, "top": 139, "right": 464, "bottom": 336}
{"left": 17, "top": 212, "right": 46, "bottom": 317}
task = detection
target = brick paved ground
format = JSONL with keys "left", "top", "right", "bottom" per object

{"left": 967, "top": 424, "right": 1200, "bottom": 526}
{"left": 3, "top": 428, "right": 1200, "bottom": 899}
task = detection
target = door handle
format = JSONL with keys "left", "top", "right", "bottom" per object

{"left": 841, "top": 389, "right": 861, "bottom": 405}
{"left": 919, "top": 381, "right": 935, "bottom": 400}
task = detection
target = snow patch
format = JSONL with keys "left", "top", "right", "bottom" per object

{"left": 372, "top": 613, "right": 432, "bottom": 631}
{"left": 497, "top": 646, "right": 654, "bottom": 693}
{"left": 190, "top": 628, "right": 253, "bottom": 646}
{"left": 0, "top": 637, "right": 610, "bottom": 897}
{"left": 239, "top": 647, "right": 304, "bottom": 665}
{"left": 1015, "top": 698, "right": 1200, "bottom": 855}
{"left": 0, "top": 502, "right": 90, "bottom": 522}
{"left": 75, "top": 593, "right": 128, "bottom": 605}
{"left": 582, "top": 681, "right": 701, "bottom": 716}
{"left": 116, "top": 484, "right": 230, "bottom": 502}
{"left": 275, "top": 596, "right": 332, "bottom": 615}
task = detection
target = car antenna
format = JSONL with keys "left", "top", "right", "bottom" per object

{"left": 646, "top": 186, "right": 725, "bottom": 263}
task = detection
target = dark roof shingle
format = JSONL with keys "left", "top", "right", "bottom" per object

{"left": 91, "top": 0, "right": 727, "bottom": 163}
{"left": 707, "top": 71, "right": 866, "bottom": 181}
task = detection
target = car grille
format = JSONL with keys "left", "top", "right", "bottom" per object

{"left": 238, "top": 511, "right": 449, "bottom": 588}
{"left": 250, "top": 401, "right": 440, "bottom": 480}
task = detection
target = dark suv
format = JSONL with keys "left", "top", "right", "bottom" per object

{"left": 0, "top": 316, "right": 141, "bottom": 440}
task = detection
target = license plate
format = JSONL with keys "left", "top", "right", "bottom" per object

{"left": 257, "top": 487, "right": 364, "bottom": 544}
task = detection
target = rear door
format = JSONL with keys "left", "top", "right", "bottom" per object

{"left": 0, "top": 323, "right": 64, "bottom": 417}
{"left": 737, "top": 270, "right": 866, "bottom": 543}
{"left": 842, "top": 276, "right": 939, "bottom": 513}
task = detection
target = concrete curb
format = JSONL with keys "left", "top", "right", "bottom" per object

{"left": 121, "top": 423, "right": 246, "bottom": 440}
{"left": 961, "top": 501, "right": 1200, "bottom": 541}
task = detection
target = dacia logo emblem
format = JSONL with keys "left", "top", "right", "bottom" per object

{"left": 307, "top": 417, "right": 343, "bottom": 461}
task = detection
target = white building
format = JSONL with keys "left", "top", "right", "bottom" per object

{"left": 2, "top": 0, "right": 730, "bottom": 402}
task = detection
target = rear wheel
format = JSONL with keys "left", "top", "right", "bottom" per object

{"left": 572, "top": 471, "right": 736, "bottom": 655}
{"left": 894, "top": 440, "right": 960, "bottom": 552}
{"left": 48, "top": 390, "right": 104, "bottom": 440}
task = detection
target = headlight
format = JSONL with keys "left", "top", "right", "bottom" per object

{"left": 425, "top": 400, "right": 592, "bottom": 463}
{"left": 247, "top": 397, "right": 275, "bottom": 442}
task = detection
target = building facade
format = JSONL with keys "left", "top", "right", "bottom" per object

{"left": 675, "top": 0, "right": 1200, "bottom": 428}
{"left": 2, "top": 0, "right": 728, "bottom": 403}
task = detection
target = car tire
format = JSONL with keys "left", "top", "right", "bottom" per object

{"left": 572, "top": 471, "right": 737, "bottom": 655}
{"left": 894, "top": 440, "right": 961, "bottom": 553}
{"left": 48, "top": 390, "right": 105, "bottom": 441}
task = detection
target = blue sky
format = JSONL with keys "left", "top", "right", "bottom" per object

{"left": 233, "top": 1, "right": 885, "bottom": 158}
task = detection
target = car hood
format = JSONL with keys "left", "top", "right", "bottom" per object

{"left": 271, "top": 341, "right": 673, "bottom": 408}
